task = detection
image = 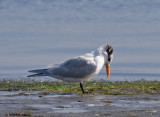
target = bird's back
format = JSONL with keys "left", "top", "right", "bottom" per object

{"left": 48, "top": 56, "right": 97, "bottom": 79}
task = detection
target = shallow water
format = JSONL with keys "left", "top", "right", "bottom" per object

{"left": 0, "top": 0, "right": 160, "bottom": 81}
{"left": 0, "top": 91, "right": 160, "bottom": 117}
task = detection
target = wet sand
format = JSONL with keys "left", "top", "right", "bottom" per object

{"left": 0, "top": 91, "right": 160, "bottom": 117}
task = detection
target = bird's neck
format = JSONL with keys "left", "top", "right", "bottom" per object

{"left": 92, "top": 47, "right": 105, "bottom": 64}
{"left": 92, "top": 47, "right": 105, "bottom": 74}
{"left": 93, "top": 46, "right": 104, "bottom": 57}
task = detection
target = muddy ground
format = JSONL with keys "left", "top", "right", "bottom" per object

{"left": 0, "top": 91, "right": 160, "bottom": 117}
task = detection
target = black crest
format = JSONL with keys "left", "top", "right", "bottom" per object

{"left": 104, "top": 45, "right": 113, "bottom": 56}
{"left": 104, "top": 45, "right": 113, "bottom": 62}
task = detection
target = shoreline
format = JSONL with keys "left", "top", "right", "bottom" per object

{"left": 1, "top": 81, "right": 160, "bottom": 116}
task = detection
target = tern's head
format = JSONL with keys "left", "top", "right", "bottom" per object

{"left": 103, "top": 44, "right": 114, "bottom": 78}
{"left": 103, "top": 45, "right": 113, "bottom": 64}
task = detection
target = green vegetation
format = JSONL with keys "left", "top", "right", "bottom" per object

{"left": 0, "top": 81, "right": 160, "bottom": 95}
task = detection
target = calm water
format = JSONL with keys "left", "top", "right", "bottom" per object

{"left": 0, "top": 0, "right": 160, "bottom": 81}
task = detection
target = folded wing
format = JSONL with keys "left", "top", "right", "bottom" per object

{"left": 49, "top": 57, "right": 97, "bottom": 78}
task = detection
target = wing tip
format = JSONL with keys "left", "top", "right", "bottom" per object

{"left": 28, "top": 70, "right": 35, "bottom": 72}
{"left": 27, "top": 73, "right": 44, "bottom": 77}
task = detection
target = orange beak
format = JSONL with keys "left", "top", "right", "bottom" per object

{"left": 105, "top": 64, "right": 110, "bottom": 79}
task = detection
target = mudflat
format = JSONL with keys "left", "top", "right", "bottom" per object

{"left": 0, "top": 91, "right": 160, "bottom": 117}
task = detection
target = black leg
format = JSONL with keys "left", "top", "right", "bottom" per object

{"left": 80, "top": 82, "right": 85, "bottom": 93}
{"left": 80, "top": 82, "right": 88, "bottom": 93}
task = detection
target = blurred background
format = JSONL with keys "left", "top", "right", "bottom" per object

{"left": 0, "top": 0, "right": 160, "bottom": 81}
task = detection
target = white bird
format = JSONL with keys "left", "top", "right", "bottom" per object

{"left": 28, "top": 44, "right": 113, "bottom": 93}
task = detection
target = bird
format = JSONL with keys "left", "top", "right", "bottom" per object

{"left": 27, "top": 44, "right": 113, "bottom": 93}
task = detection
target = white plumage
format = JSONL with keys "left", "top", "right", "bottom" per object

{"left": 28, "top": 44, "right": 113, "bottom": 93}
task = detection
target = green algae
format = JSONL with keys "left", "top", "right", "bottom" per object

{"left": 0, "top": 81, "right": 160, "bottom": 95}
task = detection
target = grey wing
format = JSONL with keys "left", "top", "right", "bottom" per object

{"left": 49, "top": 57, "right": 96, "bottom": 78}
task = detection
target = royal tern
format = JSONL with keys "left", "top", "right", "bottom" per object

{"left": 28, "top": 44, "right": 113, "bottom": 93}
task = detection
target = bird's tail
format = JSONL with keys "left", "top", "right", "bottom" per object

{"left": 27, "top": 69, "right": 49, "bottom": 77}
